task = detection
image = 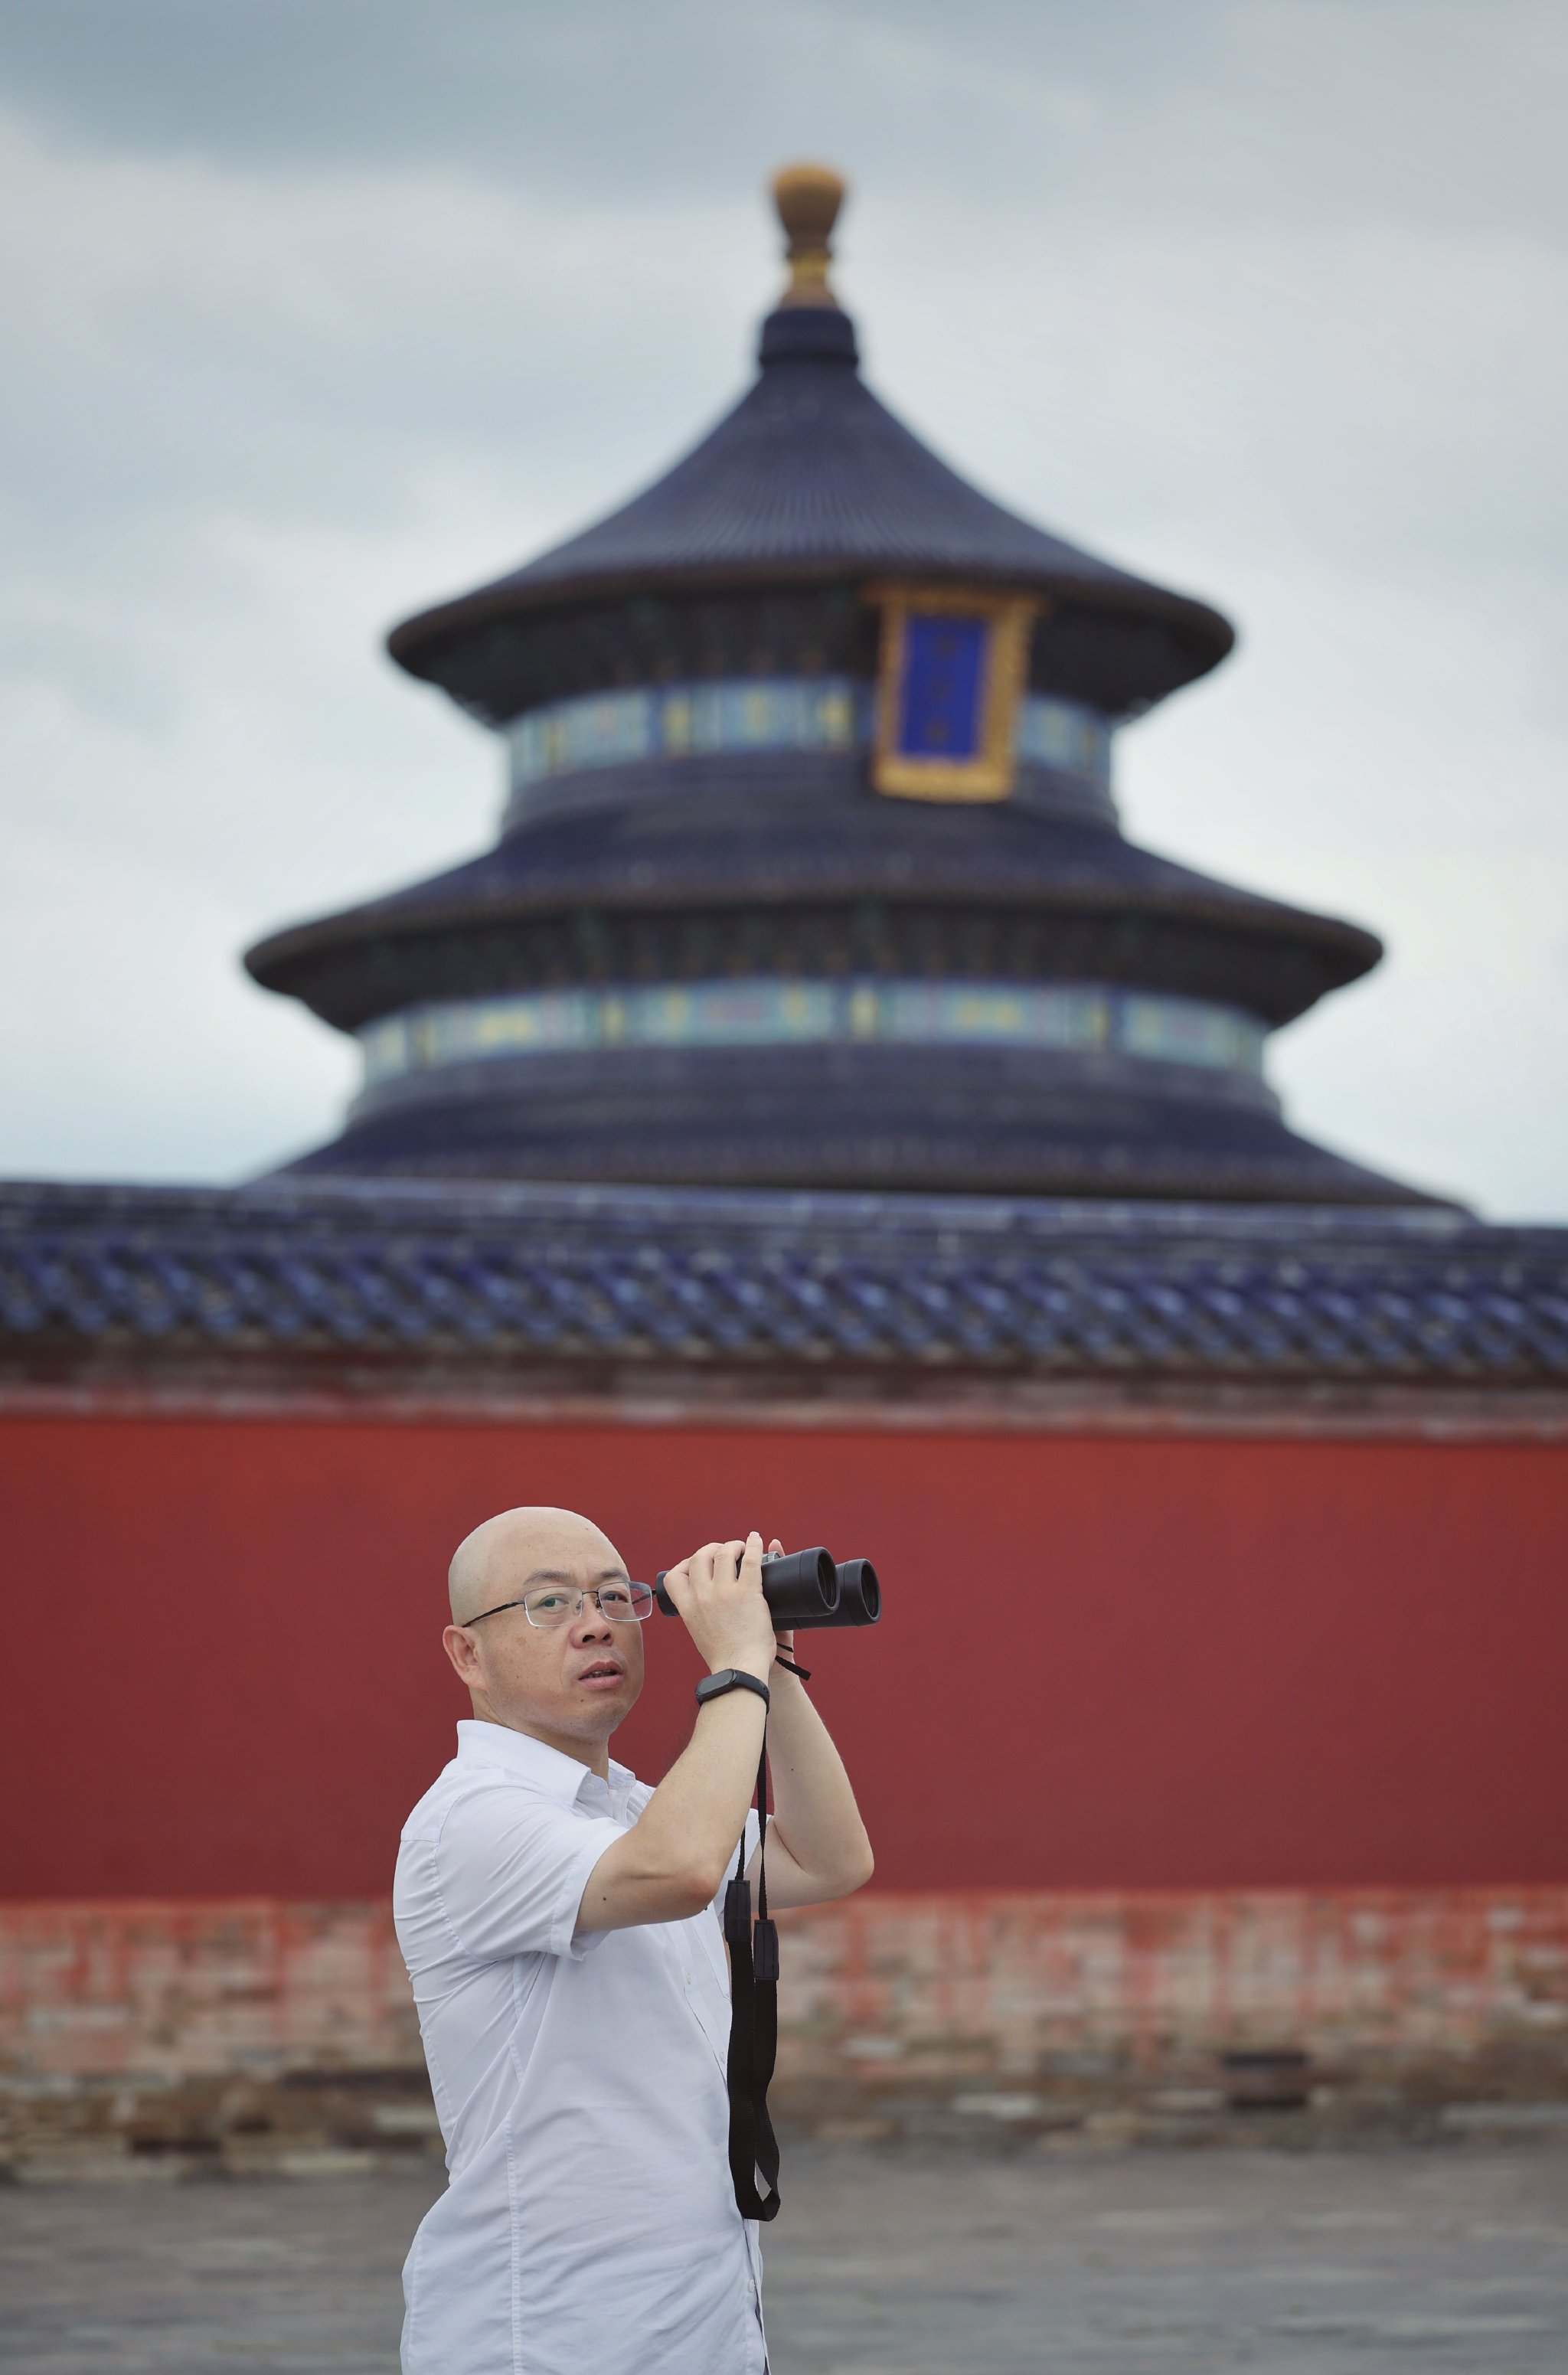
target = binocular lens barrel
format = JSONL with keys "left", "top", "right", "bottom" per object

{"left": 832, "top": 1557, "right": 880, "bottom": 1626}
{"left": 753, "top": 1546, "right": 838, "bottom": 1627}
{"left": 653, "top": 1546, "right": 880, "bottom": 1631}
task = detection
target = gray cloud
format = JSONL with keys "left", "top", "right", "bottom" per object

{"left": 2, "top": 0, "right": 1561, "bottom": 236}
{"left": 0, "top": 4, "right": 1230, "bottom": 181}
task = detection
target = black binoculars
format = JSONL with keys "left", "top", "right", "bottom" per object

{"left": 653, "top": 1546, "right": 880, "bottom": 1631}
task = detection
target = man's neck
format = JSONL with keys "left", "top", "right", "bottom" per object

{"left": 470, "top": 1702, "right": 612, "bottom": 1779}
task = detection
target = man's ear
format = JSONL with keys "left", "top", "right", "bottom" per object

{"left": 443, "top": 1624, "right": 483, "bottom": 1687}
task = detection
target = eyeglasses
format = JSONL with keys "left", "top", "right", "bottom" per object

{"left": 464, "top": 1582, "right": 655, "bottom": 1630}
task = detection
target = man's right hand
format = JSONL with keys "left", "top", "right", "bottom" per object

{"left": 658, "top": 1531, "right": 777, "bottom": 1680}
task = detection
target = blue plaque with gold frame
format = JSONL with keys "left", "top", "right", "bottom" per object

{"left": 870, "top": 584, "right": 1037, "bottom": 801}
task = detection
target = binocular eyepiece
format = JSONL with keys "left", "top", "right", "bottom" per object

{"left": 653, "top": 1547, "right": 880, "bottom": 1631}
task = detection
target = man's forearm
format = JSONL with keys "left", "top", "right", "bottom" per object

{"left": 578, "top": 1687, "right": 769, "bottom": 1930}
{"left": 756, "top": 1665, "right": 874, "bottom": 1900}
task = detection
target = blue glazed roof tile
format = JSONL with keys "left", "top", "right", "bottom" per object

{"left": 1, "top": 1179, "right": 1566, "bottom": 1390}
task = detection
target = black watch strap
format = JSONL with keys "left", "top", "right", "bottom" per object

{"left": 695, "top": 1668, "right": 771, "bottom": 1711}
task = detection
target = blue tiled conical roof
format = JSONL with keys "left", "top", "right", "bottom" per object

{"left": 387, "top": 304, "right": 1231, "bottom": 696}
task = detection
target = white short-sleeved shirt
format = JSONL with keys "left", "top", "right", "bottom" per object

{"left": 394, "top": 1720, "right": 766, "bottom": 2375}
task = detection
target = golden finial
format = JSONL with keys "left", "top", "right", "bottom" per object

{"left": 770, "top": 162, "right": 846, "bottom": 309}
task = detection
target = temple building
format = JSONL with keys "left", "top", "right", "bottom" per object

{"left": 249, "top": 165, "right": 1410, "bottom": 1208}
{"left": 2, "top": 168, "right": 1565, "bottom": 2170}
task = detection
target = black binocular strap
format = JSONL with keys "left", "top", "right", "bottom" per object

{"left": 722, "top": 1733, "right": 782, "bottom": 2222}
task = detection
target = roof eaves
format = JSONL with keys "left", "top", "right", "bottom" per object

{"left": 385, "top": 561, "right": 1234, "bottom": 686}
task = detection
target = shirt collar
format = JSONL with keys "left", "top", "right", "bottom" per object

{"left": 454, "top": 1719, "right": 635, "bottom": 1805}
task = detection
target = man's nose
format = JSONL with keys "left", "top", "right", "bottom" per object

{"left": 570, "top": 1593, "right": 615, "bottom": 1642}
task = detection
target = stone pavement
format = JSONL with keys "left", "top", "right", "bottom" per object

{"left": 2, "top": 2142, "right": 1566, "bottom": 2373}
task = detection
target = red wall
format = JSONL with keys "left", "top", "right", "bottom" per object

{"left": 2, "top": 1410, "right": 1564, "bottom": 1897}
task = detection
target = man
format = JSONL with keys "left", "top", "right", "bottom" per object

{"left": 394, "top": 1506, "right": 874, "bottom": 2375}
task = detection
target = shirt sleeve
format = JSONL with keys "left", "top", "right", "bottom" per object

{"left": 435, "top": 1783, "right": 626, "bottom": 1962}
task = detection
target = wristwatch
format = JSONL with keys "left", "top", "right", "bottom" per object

{"left": 694, "top": 1668, "right": 771, "bottom": 1711}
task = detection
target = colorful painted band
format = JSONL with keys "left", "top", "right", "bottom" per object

{"left": 360, "top": 979, "right": 1265, "bottom": 1087}
{"left": 505, "top": 680, "right": 1112, "bottom": 794}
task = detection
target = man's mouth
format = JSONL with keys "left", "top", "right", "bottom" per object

{"left": 577, "top": 1660, "right": 626, "bottom": 1689}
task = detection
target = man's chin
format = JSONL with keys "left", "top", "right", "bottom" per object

{"left": 568, "top": 1679, "right": 639, "bottom": 1726}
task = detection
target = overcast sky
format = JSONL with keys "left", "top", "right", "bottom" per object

{"left": 2, "top": 0, "right": 1564, "bottom": 1216}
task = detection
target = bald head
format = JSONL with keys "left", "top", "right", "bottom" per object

{"left": 447, "top": 1506, "right": 625, "bottom": 1625}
